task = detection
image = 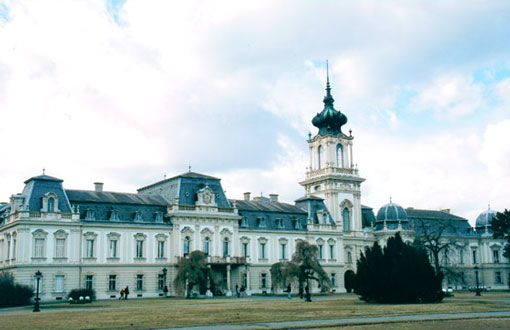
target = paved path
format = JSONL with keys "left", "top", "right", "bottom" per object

{"left": 160, "top": 310, "right": 510, "bottom": 330}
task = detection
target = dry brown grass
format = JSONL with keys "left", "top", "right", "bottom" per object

{"left": 0, "top": 292, "right": 509, "bottom": 330}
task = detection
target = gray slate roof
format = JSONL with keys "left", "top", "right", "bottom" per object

{"left": 66, "top": 190, "right": 167, "bottom": 206}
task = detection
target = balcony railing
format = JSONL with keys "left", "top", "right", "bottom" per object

{"left": 177, "top": 255, "right": 247, "bottom": 265}
{"left": 306, "top": 167, "right": 359, "bottom": 179}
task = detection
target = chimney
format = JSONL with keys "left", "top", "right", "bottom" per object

{"left": 269, "top": 194, "right": 279, "bottom": 203}
{"left": 244, "top": 192, "right": 251, "bottom": 201}
{"left": 94, "top": 182, "right": 104, "bottom": 192}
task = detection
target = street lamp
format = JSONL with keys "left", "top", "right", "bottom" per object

{"left": 162, "top": 268, "right": 168, "bottom": 297}
{"left": 474, "top": 266, "right": 481, "bottom": 296}
{"left": 33, "top": 270, "right": 43, "bottom": 312}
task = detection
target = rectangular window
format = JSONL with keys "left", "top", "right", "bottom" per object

{"left": 158, "top": 241, "right": 165, "bottom": 258}
{"left": 34, "top": 238, "right": 44, "bottom": 258}
{"left": 459, "top": 250, "right": 464, "bottom": 264}
{"left": 55, "top": 238, "right": 65, "bottom": 258}
{"left": 319, "top": 245, "right": 323, "bottom": 259}
{"left": 329, "top": 244, "right": 335, "bottom": 260}
{"left": 55, "top": 275, "right": 64, "bottom": 293}
{"left": 85, "top": 275, "right": 93, "bottom": 290}
{"left": 347, "top": 251, "right": 352, "bottom": 263}
{"left": 495, "top": 271, "right": 502, "bottom": 284}
{"left": 7, "top": 240, "right": 10, "bottom": 260}
{"left": 136, "top": 240, "right": 144, "bottom": 258}
{"left": 109, "top": 239, "right": 118, "bottom": 258}
{"left": 158, "top": 274, "right": 165, "bottom": 290}
{"left": 260, "top": 243, "right": 266, "bottom": 259}
{"left": 281, "top": 243, "right": 286, "bottom": 260}
{"left": 109, "top": 275, "right": 117, "bottom": 291}
{"left": 242, "top": 242, "right": 248, "bottom": 257}
{"left": 86, "top": 239, "right": 94, "bottom": 258}
{"left": 493, "top": 250, "right": 500, "bottom": 264}
{"left": 261, "top": 273, "right": 267, "bottom": 288}
{"left": 472, "top": 249, "right": 478, "bottom": 264}
{"left": 331, "top": 273, "right": 336, "bottom": 287}
{"left": 12, "top": 239, "right": 16, "bottom": 260}
{"left": 136, "top": 274, "right": 144, "bottom": 291}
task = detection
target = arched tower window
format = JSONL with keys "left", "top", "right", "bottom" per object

{"left": 204, "top": 237, "right": 210, "bottom": 255}
{"left": 183, "top": 236, "right": 190, "bottom": 256}
{"left": 336, "top": 144, "right": 343, "bottom": 167}
{"left": 47, "top": 197, "right": 55, "bottom": 213}
{"left": 343, "top": 208, "right": 350, "bottom": 232}
{"left": 223, "top": 237, "right": 229, "bottom": 257}
{"left": 318, "top": 145, "right": 325, "bottom": 169}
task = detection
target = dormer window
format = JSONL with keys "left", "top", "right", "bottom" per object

{"left": 109, "top": 209, "right": 120, "bottom": 221}
{"left": 85, "top": 209, "right": 95, "bottom": 220}
{"left": 257, "top": 217, "right": 267, "bottom": 228}
{"left": 292, "top": 218, "right": 302, "bottom": 229}
{"left": 322, "top": 212, "right": 328, "bottom": 224}
{"left": 47, "top": 198, "right": 55, "bottom": 212}
{"left": 134, "top": 211, "right": 143, "bottom": 222}
{"left": 154, "top": 212, "right": 163, "bottom": 223}
{"left": 276, "top": 218, "right": 284, "bottom": 228}
{"left": 240, "top": 217, "right": 248, "bottom": 227}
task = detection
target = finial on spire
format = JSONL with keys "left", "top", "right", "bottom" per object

{"left": 325, "top": 60, "right": 331, "bottom": 96}
{"left": 42, "top": 168, "right": 46, "bottom": 175}
{"left": 389, "top": 196, "right": 392, "bottom": 204}
{"left": 188, "top": 165, "right": 191, "bottom": 172}
{"left": 488, "top": 204, "right": 491, "bottom": 210}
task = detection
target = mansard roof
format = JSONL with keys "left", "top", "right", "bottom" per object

{"left": 24, "top": 174, "right": 63, "bottom": 184}
{"left": 234, "top": 199, "right": 306, "bottom": 214}
{"left": 405, "top": 208, "right": 476, "bottom": 236}
{"left": 137, "top": 171, "right": 219, "bottom": 191}
{"left": 21, "top": 174, "right": 72, "bottom": 213}
{"left": 66, "top": 190, "right": 167, "bottom": 206}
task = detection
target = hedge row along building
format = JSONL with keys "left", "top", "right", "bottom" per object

{"left": 0, "top": 78, "right": 508, "bottom": 301}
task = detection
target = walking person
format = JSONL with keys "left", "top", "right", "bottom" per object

{"left": 235, "top": 284, "right": 240, "bottom": 298}
{"left": 163, "top": 285, "right": 168, "bottom": 297}
{"left": 286, "top": 284, "right": 292, "bottom": 299}
{"left": 240, "top": 285, "right": 245, "bottom": 297}
{"left": 119, "top": 288, "right": 124, "bottom": 300}
{"left": 305, "top": 283, "right": 311, "bottom": 302}
{"left": 124, "top": 286, "right": 130, "bottom": 300}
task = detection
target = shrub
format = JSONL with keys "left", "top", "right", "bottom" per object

{"left": 0, "top": 273, "right": 34, "bottom": 307}
{"left": 354, "top": 233, "right": 444, "bottom": 303}
{"left": 68, "top": 288, "right": 96, "bottom": 302}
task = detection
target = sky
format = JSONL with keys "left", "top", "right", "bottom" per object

{"left": 0, "top": 0, "right": 509, "bottom": 225}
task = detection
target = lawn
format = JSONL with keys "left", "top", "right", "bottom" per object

{"left": 0, "top": 292, "right": 509, "bottom": 330}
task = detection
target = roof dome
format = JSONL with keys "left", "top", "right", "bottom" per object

{"left": 311, "top": 71, "right": 348, "bottom": 136}
{"left": 376, "top": 201, "right": 408, "bottom": 222}
{"left": 475, "top": 208, "right": 498, "bottom": 228}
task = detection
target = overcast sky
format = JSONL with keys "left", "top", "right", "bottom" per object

{"left": 1, "top": 0, "right": 509, "bottom": 225}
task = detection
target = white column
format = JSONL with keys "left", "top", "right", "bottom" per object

{"left": 349, "top": 142, "right": 354, "bottom": 168}
{"left": 227, "top": 265, "right": 231, "bottom": 291}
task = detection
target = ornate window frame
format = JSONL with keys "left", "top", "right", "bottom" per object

{"left": 83, "top": 232, "right": 98, "bottom": 259}
{"left": 134, "top": 233, "right": 147, "bottom": 260}
{"left": 53, "top": 229, "right": 68, "bottom": 259}
{"left": 32, "top": 229, "right": 48, "bottom": 259}
{"left": 41, "top": 192, "right": 59, "bottom": 213}
{"left": 328, "top": 238, "right": 336, "bottom": 261}
{"left": 155, "top": 233, "right": 168, "bottom": 260}
{"left": 106, "top": 232, "right": 121, "bottom": 260}
{"left": 258, "top": 237, "right": 268, "bottom": 261}
{"left": 340, "top": 199, "right": 353, "bottom": 232}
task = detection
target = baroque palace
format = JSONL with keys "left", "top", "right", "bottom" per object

{"left": 0, "top": 77, "right": 508, "bottom": 301}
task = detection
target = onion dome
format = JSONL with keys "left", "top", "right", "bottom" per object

{"left": 376, "top": 199, "right": 408, "bottom": 222}
{"left": 475, "top": 207, "right": 498, "bottom": 228}
{"left": 312, "top": 66, "right": 348, "bottom": 136}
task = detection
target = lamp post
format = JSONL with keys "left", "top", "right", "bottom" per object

{"left": 162, "top": 268, "right": 168, "bottom": 297}
{"left": 474, "top": 266, "right": 481, "bottom": 296}
{"left": 33, "top": 270, "right": 43, "bottom": 312}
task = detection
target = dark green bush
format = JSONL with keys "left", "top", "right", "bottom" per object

{"left": 0, "top": 273, "right": 34, "bottom": 307}
{"left": 68, "top": 288, "right": 96, "bottom": 302}
{"left": 354, "top": 233, "right": 444, "bottom": 303}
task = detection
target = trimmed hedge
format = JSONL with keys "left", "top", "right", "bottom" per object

{"left": 68, "top": 288, "right": 96, "bottom": 302}
{"left": 0, "top": 273, "right": 34, "bottom": 307}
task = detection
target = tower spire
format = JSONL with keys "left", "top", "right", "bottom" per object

{"left": 325, "top": 60, "right": 332, "bottom": 99}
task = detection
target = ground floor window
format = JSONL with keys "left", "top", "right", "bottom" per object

{"left": 85, "top": 275, "right": 93, "bottom": 290}
{"left": 55, "top": 275, "right": 64, "bottom": 293}
{"left": 137, "top": 274, "right": 144, "bottom": 291}
{"left": 261, "top": 273, "right": 267, "bottom": 289}
{"left": 158, "top": 274, "right": 165, "bottom": 290}
{"left": 109, "top": 275, "right": 117, "bottom": 291}
{"left": 495, "top": 271, "right": 503, "bottom": 284}
{"left": 330, "top": 273, "right": 336, "bottom": 287}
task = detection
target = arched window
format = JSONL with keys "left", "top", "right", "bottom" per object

{"left": 318, "top": 145, "right": 324, "bottom": 169}
{"left": 223, "top": 238, "right": 229, "bottom": 257}
{"left": 47, "top": 198, "right": 55, "bottom": 213}
{"left": 204, "top": 237, "right": 210, "bottom": 255}
{"left": 336, "top": 144, "right": 343, "bottom": 167}
{"left": 343, "top": 208, "right": 350, "bottom": 232}
{"left": 183, "top": 236, "right": 190, "bottom": 256}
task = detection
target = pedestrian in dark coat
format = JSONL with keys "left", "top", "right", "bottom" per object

{"left": 124, "top": 286, "right": 130, "bottom": 300}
